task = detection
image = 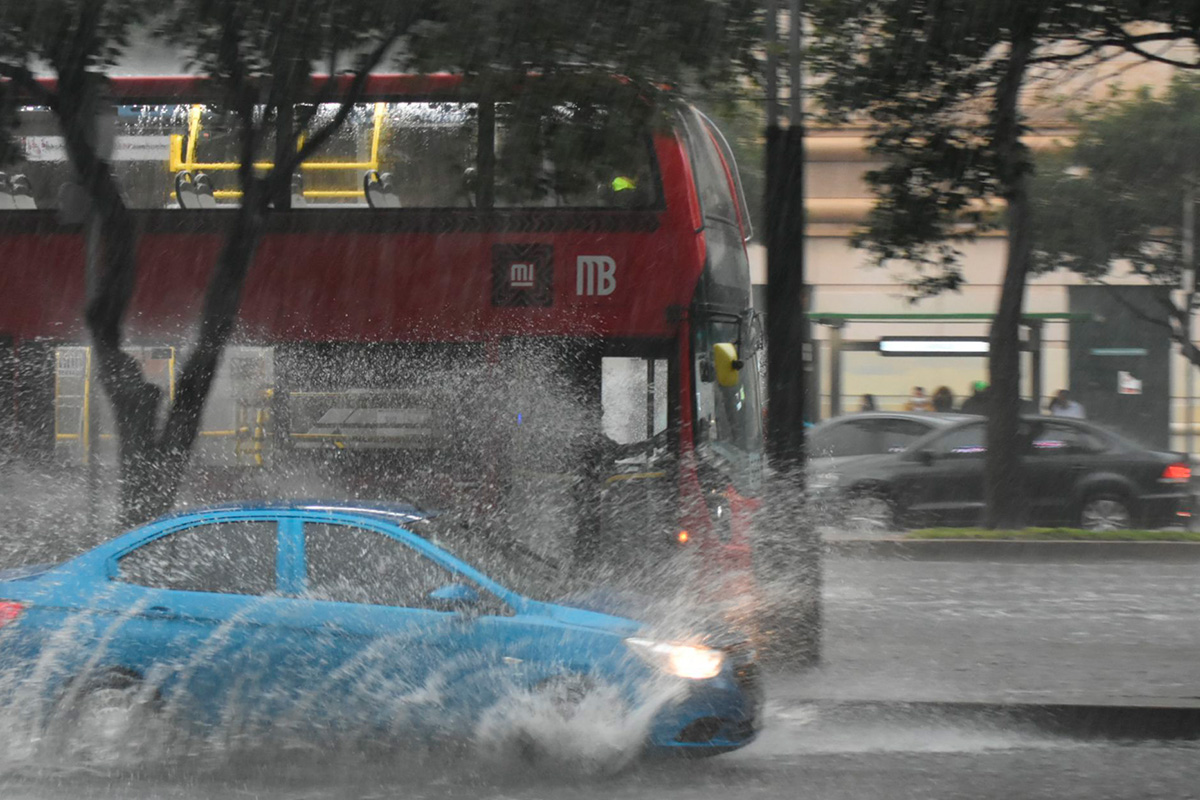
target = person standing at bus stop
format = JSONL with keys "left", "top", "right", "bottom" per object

{"left": 1049, "top": 389, "right": 1086, "bottom": 418}
{"left": 905, "top": 387, "right": 932, "bottom": 412}
{"left": 932, "top": 386, "right": 955, "bottom": 413}
{"left": 960, "top": 380, "right": 990, "bottom": 415}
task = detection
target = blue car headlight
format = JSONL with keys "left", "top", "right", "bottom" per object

{"left": 625, "top": 637, "right": 725, "bottom": 680}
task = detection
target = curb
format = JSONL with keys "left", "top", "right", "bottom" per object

{"left": 827, "top": 538, "right": 1200, "bottom": 561}
{"left": 786, "top": 699, "right": 1200, "bottom": 740}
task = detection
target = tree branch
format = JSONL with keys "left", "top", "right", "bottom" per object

{"left": 1095, "top": 22, "right": 1200, "bottom": 69}
{"left": 0, "top": 63, "right": 60, "bottom": 112}
{"left": 278, "top": 30, "right": 397, "bottom": 177}
{"left": 1098, "top": 281, "right": 1200, "bottom": 366}
{"left": 1098, "top": 281, "right": 1175, "bottom": 334}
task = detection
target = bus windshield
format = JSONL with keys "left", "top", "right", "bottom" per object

{"left": 693, "top": 313, "right": 765, "bottom": 494}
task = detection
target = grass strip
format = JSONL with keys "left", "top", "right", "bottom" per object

{"left": 907, "top": 527, "right": 1200, "bottom": 542}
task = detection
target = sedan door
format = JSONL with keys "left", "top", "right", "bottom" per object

{"left": 900, "top": 423, "right": 989, "bottom": 525}
{"left": 1021, "top": 420, "right": 1109, "bottom": 525}
{"left": 270, "top": 520, "right": 513, "bottom": 735}
{"left": 103, "top": 517, "right": 293, "bottom": 724}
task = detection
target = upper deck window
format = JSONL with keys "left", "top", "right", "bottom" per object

{"left": 2, "top": 98, "right": 658, "bottom": 211}
{"left": 494, "top": 102, "right": 658, "bottom": 209}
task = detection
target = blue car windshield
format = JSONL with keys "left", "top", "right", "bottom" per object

{"left": 408, "top": 517, "right": 571, "bottom": 603}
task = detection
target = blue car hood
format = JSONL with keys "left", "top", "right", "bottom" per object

{"left": 559, "top": 588, "right": 661, "bottom": 621}
{"left": 557, "top": 588, "right": 748, "bottom": 646}
{"left": 535, "top": 598, "right": 642, "bottom": 636}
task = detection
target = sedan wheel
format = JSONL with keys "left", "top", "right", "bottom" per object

{"left": 55, "top": 675, "right": 161, "bottom": 763}
{"left": 1080, "top": 495, "right": 1132, "bottom": 531}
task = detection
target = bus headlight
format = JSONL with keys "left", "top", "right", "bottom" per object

{"left": 625, "top": 637, "right": 725, "bottom": 680}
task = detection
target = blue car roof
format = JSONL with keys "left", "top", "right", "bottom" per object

{"left": 156, "top": 499, "right": 431, "bottom": 523}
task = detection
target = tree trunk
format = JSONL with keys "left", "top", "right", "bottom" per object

{"left": 983, "top": 22, "right": 1036, "bottom": 530}
{"left": 984, "top": 179, "right": 1032, "bottom": 528}
{"left": 129, "top": 195, "right": 269, "bottom": 525}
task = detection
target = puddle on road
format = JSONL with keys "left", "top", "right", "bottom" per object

{"left": 740, "top": 701, "right": 1076, "bottom": 757}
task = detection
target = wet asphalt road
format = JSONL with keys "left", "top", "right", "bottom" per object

{"left": 789, "top": 555, "right": 1200, "bottom": 707}
{"left": 1, "top": 732, "right": 1199, "bottom": 800}
{"left": 1, "top": 554, "right": 1198, "bottom": 799}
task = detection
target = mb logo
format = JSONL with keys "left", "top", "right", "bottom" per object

{"left": 576, "top": 255, "right": 616, "bottom": 296}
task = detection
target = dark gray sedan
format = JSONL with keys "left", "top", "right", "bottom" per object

{"left": 820, "top": 416, "right": 1192, "bottom": 530}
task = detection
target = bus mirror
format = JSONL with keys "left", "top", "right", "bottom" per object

{"left": 713, "top": 343, "right": 742, "bottom": 387}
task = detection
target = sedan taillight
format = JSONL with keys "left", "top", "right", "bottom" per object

{"left": 1161, "top": 463, "right": 1192, "bottom": 483}
{"left": 0, "top": 601, "right": 26, "bottom": 628}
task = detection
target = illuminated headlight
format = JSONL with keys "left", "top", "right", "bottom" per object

{"left": 625, "top": 637, "right": 725, "bottom": 680}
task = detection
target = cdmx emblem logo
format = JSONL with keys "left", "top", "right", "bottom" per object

{"left": 508, "top": 262, "right": 535, "bottom": 288}
{"left": 492, "top": 244, "right": 553, "bottom": 307}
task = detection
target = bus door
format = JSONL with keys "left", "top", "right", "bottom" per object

{"left": 596, "top": 353, "right": 680, "bottom": 579}
{"left": 497, "top": 338, "right": 681, "bottom": 590}
{"left": 51, "top": 345, "right": 175, "bottom": 467}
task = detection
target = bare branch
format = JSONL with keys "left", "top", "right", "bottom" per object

{"left": 1097, "top": 281, "right": 1200, "bottom": 367}
{"left": 1094, "top": 22, "right": 1200, "bottom": 69}
{"left": 278, "top": 31, "right": 397, "bottom": 177}
{"left": 1027, "top": 41, "right": 1104, "bottom": 66}
{"left": 1098, "top": 281, "right": 1175, "bottom": 333}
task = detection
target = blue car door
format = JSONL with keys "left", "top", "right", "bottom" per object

{"left": 270, "top": 519, "right": 504, "bottom": 735}
{"left": 100, "top": 516, "right": 294, "bottom": 725}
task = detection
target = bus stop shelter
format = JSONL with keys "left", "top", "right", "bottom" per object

{"left": 810, "top": 312, "right": 1091, "bottom": 418}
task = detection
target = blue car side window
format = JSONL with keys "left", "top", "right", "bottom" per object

{"left": 118, "top": 521, "right": 277, "bottom": 596}
{"left": 304, "top": 523, "right": 454, "bottom": 608}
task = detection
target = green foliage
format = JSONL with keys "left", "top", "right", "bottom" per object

{"left": 0, "top": 0, "right": 152, "bottom": 72}
{"left": 1033, "top": 75, "right": 1200, "bottom": 285}
{"left": 404, "top": 0, "right": 763, "bottom": 92}
{"left": 808, "top": 0, "right": 1112, "bottom": 292}
{"left": 166, "top": 1, "right": 410, "bottom": 93}
{"left": 0, "top": 1, "right": 156, "bottom": 166}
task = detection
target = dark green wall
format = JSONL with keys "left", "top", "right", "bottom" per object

{"left": 1068, "top": 286, "right": 1171, "bottom": 451}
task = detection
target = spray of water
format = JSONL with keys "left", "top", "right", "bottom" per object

{"left": 0, "top": 341, "right": 796, "bottom": 779}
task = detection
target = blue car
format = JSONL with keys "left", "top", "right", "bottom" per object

{"left": 0, "top": 501, "right": 760, "bottom": 757}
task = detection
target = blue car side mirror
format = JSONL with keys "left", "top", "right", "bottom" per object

{"left": 428, "top": 582, "right": 481, "bottom": 610}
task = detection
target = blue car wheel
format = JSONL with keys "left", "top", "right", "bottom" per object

{"left": 52, "top": 669, "right": 163, "bottom": 762}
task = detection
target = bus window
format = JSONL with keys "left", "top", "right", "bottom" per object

{"left": 601, "top": 357, "right": 668, "bottom": 445}
{"left": 494, "top": 102, "right": 659, "bottom": 208}
{"left": 5, "top": 107, "right": 73, "bottom": 211}
{"left": 678, "top": 110, "right": 738, "bottom": 226}
{"left": 697, "top": 110, "right": 752, "bottom": 240}
{"left": 312, "top": 102, "right": 478, "bottom": 207}
{"left": 7, "top": 99, "right": 658, "bottom": 211}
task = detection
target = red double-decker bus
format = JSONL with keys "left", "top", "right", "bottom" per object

{"left": 0, "top": 75, "right": 763, "bottom": 603}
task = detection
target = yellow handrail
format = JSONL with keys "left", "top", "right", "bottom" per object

{"left": 168, "top": 102, "right": 386, "bottom": 176}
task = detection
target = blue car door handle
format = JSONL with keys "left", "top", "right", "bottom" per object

{"left": 144, "top": 606, "right": 174, "bottom": 618}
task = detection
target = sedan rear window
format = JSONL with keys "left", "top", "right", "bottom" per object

{"left": 930, "top": 424, "right": 987, "bottom": 457}
{"left": 810, "top": 421, "right": 875, "bottom": 457}
{"left": 1029, "top": 422, "right": 1107, "bottom": 454}
{"left": 118, "top": 520, "right": 277, "bottom": 596}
